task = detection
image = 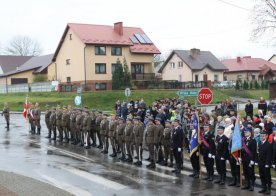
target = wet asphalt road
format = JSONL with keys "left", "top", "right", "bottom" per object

{"left": 0, "top": 114, "right": 273, "bottom": 196}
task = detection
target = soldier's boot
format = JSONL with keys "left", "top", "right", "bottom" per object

{"left": 202, "top": 172, "right": 210, "bottom": 180}
{"left": 31, "top": 127, "right": 35, "bottom": 135}
{"left": 235, "top": 177, "right": 240, "bottom": 187}
{"left": 189, "top": 171, "right": 196, "bottom": 177}
{"left": 37, "top": 128, "right": 41, "bottom": 135}
{"left": 127, "top": 155, "right": 133, "bottom": 163}
{"left": 52, "top": 131, "right": 56, "bottom": 141}
{"left": 46, "top": 130, "right": 51, "bottom": 139}
{"left": 214, "top": 174, "right": 222, "bottom": 184}
{"left": 228, "top": 176, "right": 237, "bottom": 186}
{"left": 162, "top": 160, "right": 168, "bottom": 166}
{"left": 248, "top": 180, "right": 254, "bottom": 191}
{"left": 259, "top": 184, "right": 267, "bottom": 193}
{"left": 208, "top": 174, "right": 213, "bottom": 181}
{"left": 110, "top": 148, "right": 117, "bottom": 157}
{"left": 242, "top": 180, "right": 250, "bottom": 189}
{"left": 5, "top": 123, "right": 9, "bottom": 129}
{"left": 265, "top": 184, "right": 271, "bottom": 194}
{"left": 219, "top": 175, "right": 226, "bottom": 185}
{"left": 193, "top": 171, "right": 199, "bottom": 178}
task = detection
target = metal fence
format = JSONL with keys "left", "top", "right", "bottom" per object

{"left": 0, "top": 82, "right": 52, "bottom": 94}
{"left": 30, "top": 82, "right": 52, "bottom": 92}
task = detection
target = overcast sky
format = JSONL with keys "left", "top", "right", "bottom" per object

{"left": 1, "top": 0, "right": 275, "bottom": 59}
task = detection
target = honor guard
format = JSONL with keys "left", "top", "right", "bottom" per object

{"left": 33, "top": 102, "right": 41, "bottom": 135}
{"left": 257, "top": 131, "right": 272, "bottom": 194}
{"left": 45, "top": 105, "right": 52, "bottom": 138}
{"left": 133, "top": 116, "right": 144, "bottom": 166}
{"left": 171, "top": 119, "right": 184, "bottom": 174}
{"left": 200, "top": 123, "right": 216, "bottom": 181}
{"left": 61, "top": 106, "right": 70, "bottom": 143}
{"left": 163, "top": 120, "right": 174, "bottom": 167}
{"left": 69, "top": 109, "right": 77, "bottom": 144}
{"left": 116, "top": 117, "right": 126, "bottom": 160}
{"left": 82, "top": 108, "right": 92, "bottom": 149}
{"left": 90, "top": 109, "right": 97, "bottom": 147}
{"left": 2, "top": 103, "right": 10, "bottom": 130}
{"left": 49, "top": 107, "right": 57, "bottom": 140}
{"left": 55, "top": 105, "right": 63, "bottom": 142}
{"left": 109, "top": 115, "right": 118, "bottom": 157}
{"left": 241, "top": 127, "right": 257, "bottom": 191}
{"left": 155, "top": 117, "right": 164, "bottom": 165}
{"left": 100, "top": 114, "right": 109, "bottom": 153}
{"left": 145, "top": 116, "right": 156, "bottom": 169}
{"left": 125, "top": 116, "right": 134, "bottom": 163}
{"left": 75, "top": 109, "right": 84, "bottom": 145}
{"left": 214, "top": 125, "right": 229, "bottom": 185}
{"left": 95, "top": 111, "right": 103, "bottom": 149}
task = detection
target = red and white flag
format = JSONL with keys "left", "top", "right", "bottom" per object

{"left": 22, "top": 96, "right": 30, "bottom": 119}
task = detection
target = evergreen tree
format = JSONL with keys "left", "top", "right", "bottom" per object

{"left": 265, "top": 80, "right": 269, "bottom": 89}
{"left": 255, "top": 80, "right": 260, "bottom": 89}
{"left": 243, "top": 80, "right": 249, "bottom": 90}
{"left": 122, "top": 57, "right": 131, "bottom": 88}
{"left": 261, "top": 80, "right": 265, "bottom": 89}
{"left": 235, "top": 80, "right": 240, "bottom": 90}
{"left": 249, "top": 81, "right": 253, "bottom": 89}
{"left": 112, "top": 58, "right": 124, "bottom": 90}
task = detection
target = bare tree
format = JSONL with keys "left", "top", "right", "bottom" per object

{"left": 4, "top": 35, "right": 43, "bottom": 56}
{"left": 251, "top": 0, "right": 276, "bottom": 44}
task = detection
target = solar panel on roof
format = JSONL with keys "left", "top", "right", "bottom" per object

{"left": 134, "top": 34, "right": 146, "bottom": 44}
{"left": 130, "top": 36, "right": 139, "bottom": 44}
{"left": 141, "top": 34, "right": 153, "bottom": 44}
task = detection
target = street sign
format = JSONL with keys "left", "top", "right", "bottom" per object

{"left": 77, "top": 87, "right": 82, "bottom": 94}
{"left": 177, "top": 89, "right": 199, "bottom": 97}
{"left": 75, "top": 95, "right": 82, "bottom": 106}
{"left": 197, "top": 88, "right": 213, "bottom": 105}
{"left": 125, "top": 88, "right": 131, "bottom": 97}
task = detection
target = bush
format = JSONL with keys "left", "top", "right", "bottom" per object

{"left": 249, "top": 81, "right": 253, "bottom": 89}
{"left": 255, "top": 80, "right": 260, "bottom": 89}
{"left": 235, "top": 80, "right": 240, "bottom": 90}
{"left": 33, "top": 74, "right": 47, "bottom": 82}
{"left": 261, "top": 80, "right": 265, "bottom": 89}
{"left": 243, "top": 80, "right": 249, "bottom": 90}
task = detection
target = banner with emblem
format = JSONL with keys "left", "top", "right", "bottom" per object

{"left": 190, "top": 113, "right": 199, "bottom": 157}
{"left": 231, "top": 116, "right": 242, "bottom": 160}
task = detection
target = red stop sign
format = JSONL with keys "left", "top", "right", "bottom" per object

{"left": 197, "top": 88, "right": 213, "bottom": 105}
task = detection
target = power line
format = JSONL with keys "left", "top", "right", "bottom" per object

{"left": 217, "top": 0, "right": 251, "bottom": 11}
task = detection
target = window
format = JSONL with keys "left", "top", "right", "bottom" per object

{"left": 111, "top": 47, "right": 122, "bottom": 56}
{"left": 224, "top": 75, "right": 227, "bottom": 81}
{"left": 252, "top": 75, "right": 256, "bottom": 80}
{"left": 69, "top": 34, "right": 72, "bottom": 40}
{"left": 170, "top": 62, "right": 175, "bottom": 69}
{"left": 66, "top": 77, "right": 71, "bottom": 83}
{"left": 178, "top": 62, "right": 183, "bottom": 68}
{"left": 131, "top": 64, "right": 144, "bottom": 74}
{"left": 95, "top": 63, "right": 106, "bottom": 74}
{"left": 95, "top": 46, "right": 106, "bottom": 55}
{"left": 66, "top": 59, "right": 70, "bottom": 65}
{"left": 96, "top": 83, "right": 107, "bottom": 90}
{"left": 112, "top": 63, "right": 121, "bottom": 74}
{"left": 195, "top": 74, "right": 199, "bottom": 82}
{"left": 214, "top": 74, "right": 219, "bottom": 82}
{"left": 179, "top": 75, "right": 182, "bottom": 82}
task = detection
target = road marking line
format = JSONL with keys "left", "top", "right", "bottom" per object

{"left": 37, "top": 172, "right": 92, "bottom": 196}
{"left": 61, "top": 166, "right": 127, "bottom": 191}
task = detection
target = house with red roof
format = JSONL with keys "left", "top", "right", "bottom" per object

{"left": 222, "top": 56, "right": 276, "bottom": 81}
{"left": 269, "top": 54, "right": 276, "bottom": 64}
{"left": 50, "top": 22, "right": 160, "bottom": 90}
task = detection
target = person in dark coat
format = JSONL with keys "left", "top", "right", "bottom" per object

{"left": 241, "top": 127, "right": 257, "bottom": 191}
{"left": 258, "top": 97, "right": 267, "bottom": 116}
{"left": 245, "top": 100, "right": 253, "bottom": 119}
{"left": 257, "top": 131, "right": 272, "bottom": 194}
{"left": 200, "top": 123, "right": 216, "bottom": 181}
{"left": 214, "top": 125, "right": 229, "bottom": 185}
{"left": 171, "top": 119, "right": 183, "bottom": 174}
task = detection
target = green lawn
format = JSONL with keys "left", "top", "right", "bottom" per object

{"left": 0, "top": 89, "right": 269, "bottom": 111}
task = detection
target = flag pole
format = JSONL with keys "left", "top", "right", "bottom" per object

{"left": 196, "top": 111, "right": 202, "bottom": 179}
{"left": 237, "top": 113, "right": 243, "bottom": 188}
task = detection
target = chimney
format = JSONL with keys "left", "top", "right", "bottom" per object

{"left": 237, "top": 57, "right": 241, "bottom": 62}
{"left": 190, "top": 48, "right": 200, "bottom": 59}
{"left": 114, "top": 22, "right": 123, "bottom": 35}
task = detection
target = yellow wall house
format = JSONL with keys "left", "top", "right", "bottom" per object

{"left": 52, "top": 22, "right": 160, "bottom": 90}
{"left": 158, "top": 49, "right": 227, "bottom": 82}
{"left": 0, "top": 54, "right": 53, "bottom": 85}
{"left": 269, "top": 54, "right": 276, "bottom": 64}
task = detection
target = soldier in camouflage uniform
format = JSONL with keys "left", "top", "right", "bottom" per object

{"left": 90, "top": 109, "right": 97, "bottom": 147}
{"left": 125, "top": 116, "right": 134, "bottom": 163}
{"left": 61, "top": 106, "right": 70, "bottom": 143}
{"left": 155, "top": 117, "right": 164, "bottom": 164}
{"left": 109, "top": 115, "right": 118, "bottom": 157}
{"left": 163, "top": 120, "right": 174, "bottom": 167}
{"left": 146, "top": 116, "right": 156, "bottom": 169}
{"left": 28, "top": 103, "right": 36, "bottom": 134}
{"left": 133, "top": 116, "right": 144, "bottom": 166}
{"left": 2, "top": 102, "right": 10, "bottom": 130}
{"left": 70, "top": 109, "right": 77, "bottom": 144}
{"left": 33, "top": 102, "right": 41, "bottom": 135}
{"left": 67, "top": 105, "right": 72, "bottom": 141}
{"left": 82, "top": 109, "right": 92, "bottom": 149}
{"left": 95, "top": 111, "right": 103, "bottom": 149}
{"left": 116, "top": 117, "right": 126, "bottom": 161}
{"left": 56, "top": 105, "right": 63, "bottom": 142}
{"left": 45, "top": 105, "right": 52, "bottom": 138}
{"left": 50, "top": 107, "right": 57, "bottom": 140}
{"left": 75, "top": 109, "right": 84, "bottom": 146}
{"left": 100, "top": 114, "right": 109, "bottom": 153}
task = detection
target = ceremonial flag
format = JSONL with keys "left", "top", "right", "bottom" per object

{"left": 190, "top": 114, "right": 199, "bottom": 157}
{"left": 22, "top": 96, "right": 29, "bottom": 119}
{"left": 231, "top": 116, "right": 242, "bottom": 160}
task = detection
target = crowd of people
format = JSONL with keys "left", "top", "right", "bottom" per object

{"left": 2, "top": 96, "right": 276, "bottom": 195}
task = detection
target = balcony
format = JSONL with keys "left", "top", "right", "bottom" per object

{"left": 131, "top": 73, "right": 155, "bottom": 81}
